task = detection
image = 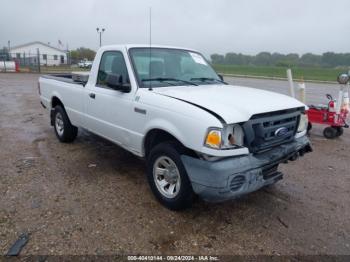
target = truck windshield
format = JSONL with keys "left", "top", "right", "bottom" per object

{"left": 129, "top": 48, "right": 222, "bottom": 88}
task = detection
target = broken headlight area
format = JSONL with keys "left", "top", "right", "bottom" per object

{"left": 204, "top": 124, "right": 244, "bottom": 150}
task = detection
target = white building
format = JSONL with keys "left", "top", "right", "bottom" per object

{"left": 11, "top": 41, "right": 68, "bottom": 66}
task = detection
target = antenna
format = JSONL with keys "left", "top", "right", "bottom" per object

{"left": 149, "top": 7, "right": 152, "bottom": 48}
{"left": 148, "top": 7, "right": 153, "bottom": 90}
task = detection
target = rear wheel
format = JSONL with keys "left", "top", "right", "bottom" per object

{"left": 53, "top": 105, "right": 78, "bottom": 143}
{"left": 323, "top": 127, "right": 338, "bottom": 139}
{"left": 147, "top": 142, "right": 193, "bottom": 210}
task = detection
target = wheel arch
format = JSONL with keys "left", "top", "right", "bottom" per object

{"left": 143, "top": 128, "right": 195, "bottom": 158}
{"left": 51, "top": 95, "right": 64, "bottom": 109}
{"left": 50, "top": 95, "right": 65, "bottom": 126}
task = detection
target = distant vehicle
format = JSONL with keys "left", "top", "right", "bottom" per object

{"left": 77, "top": 60, "right": 93, "bottom": 68}
{"left": 307, "top": 74, "right": 349, "bottom": 138}
{"left": 38, "top": 45, "right": 312, "bottom": 210}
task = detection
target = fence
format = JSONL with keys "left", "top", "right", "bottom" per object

{"left": 0, "top": 49, "right": 89, "bottom": 73}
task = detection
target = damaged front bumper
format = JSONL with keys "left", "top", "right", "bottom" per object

{"left": 181, "top": 135, "right": 312, "bottom": 202}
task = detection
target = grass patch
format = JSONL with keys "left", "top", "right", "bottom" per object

{"left": 213, "top": 64, "right": 349, "bottom": 82}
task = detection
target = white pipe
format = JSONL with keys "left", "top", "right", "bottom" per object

{"left": 336, "top": 86, "right": 344, "bottom": 114}
{"left": 287, "top": 69, "right": 295, "bottom": 98}
{"left": 343, "top": 91, "right": 349, "bottom": 111}
{"left": 0, "top": 61, "right": 16, "bottom": 72}
{"left": 298, "top": 82, "right": 306, "bottom": 104}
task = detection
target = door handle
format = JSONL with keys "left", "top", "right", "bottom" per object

{"left": 89, "top": 93, "right": 96, "bottom": 99}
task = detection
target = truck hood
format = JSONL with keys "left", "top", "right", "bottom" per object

{"left": 153, "top": 84, "right": 305, "bottom": 123}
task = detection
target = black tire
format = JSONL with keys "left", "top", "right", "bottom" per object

{"left": 307, "top": 122, "right": 312, "bottom": 131}
{"left": 307, "top": 122, "right": 312, "bottom": 134}
{"left": 53, "top": 105, "right": 78, "bottom": 143}
{"left": 147, "top": 142, "right": 193, "bottom": 211}
{"left": 333, "top": 126, "right": 344, "bottom": 137}
{"left": 323, "top": 127, "right": 338, "bottom": 139}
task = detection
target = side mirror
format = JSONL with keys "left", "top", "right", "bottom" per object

{"left": 106, "top": 73, "right": 131, "bottom": 93}
{"left": 218, "top": 74, "right": 224, "bottom": 82}
{"left": 119, "top": 82, "right": 131, "bottom": 93}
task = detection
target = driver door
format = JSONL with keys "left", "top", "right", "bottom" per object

{"left": 84, "top": 50, "right": 134, "bottom": 146}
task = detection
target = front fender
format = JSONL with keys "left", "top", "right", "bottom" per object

{"left": 142, "top": 118, "right": 189, "bottom": 155}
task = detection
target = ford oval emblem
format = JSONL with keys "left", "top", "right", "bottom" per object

{"left": 275, "top": 127, "right": 288, "bottom": 137}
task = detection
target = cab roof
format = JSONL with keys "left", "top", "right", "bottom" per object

{"left": 100, "top": 44, "right": 199, "bottom": 53}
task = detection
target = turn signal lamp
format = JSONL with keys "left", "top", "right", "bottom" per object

{"left": 205, "top": 130, "right": 222, "bottom": 149}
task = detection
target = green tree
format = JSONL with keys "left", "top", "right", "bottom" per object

{"left": 276, "top": 53, "right": 300, "bottom": 67}
{"left": 254, "top": 52, "right": 272, "bottom": 66}
{"left": 224, "top": 52, "right": 239, "bottom": 65}
{"left": 237, "top": 53, "right": 252, "bottom": 65}
{"left": 210, "top": 54, "right": 225, "bottom": 64}
{"left": 69, "top": 47, "right": 96, "bottom": 62}
{"left": 271, "top": 53, "right": 286, "bottom": 65}
{"left": 285, "top": 53, "right": 299, "bottom": 64}
{"left": 322, "top": 52, "right": 339, "bottom": 67}
{"left": 300, "top": 53, "right": 322, "bottom": 67}
{"left": 211, "top": 51, "right": 350, "bottom": 68}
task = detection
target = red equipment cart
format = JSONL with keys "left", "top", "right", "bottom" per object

{"left": 307, "top": 74, "right": 349, "bottom": 139}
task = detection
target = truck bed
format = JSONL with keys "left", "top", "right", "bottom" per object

{"left": 41, "top": 72, "right": 89, "bottom": 85}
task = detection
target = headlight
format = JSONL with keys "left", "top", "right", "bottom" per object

{"left": 204, "top": 124, "right": 244, "bottom": 150}
{"left": 297, "top": 113, "right": 308, "bottom": 133}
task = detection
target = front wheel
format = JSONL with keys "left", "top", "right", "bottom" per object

{"left": 147, "top": 142, "right": 193, "bottom": 210}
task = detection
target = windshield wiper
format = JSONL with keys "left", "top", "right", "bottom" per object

{"left": 191, "top": 77, "right": 228, "bottom": 85}
{"left": 142, "top": 77, "right": 198, "bottom": 86}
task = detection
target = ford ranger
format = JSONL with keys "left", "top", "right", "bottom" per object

{"left": 39, "top": 45, "right": 312, "bottom": 210}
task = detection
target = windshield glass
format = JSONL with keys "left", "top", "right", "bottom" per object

{"left": 129, "top": 48, "right": 222, "bottom": 88}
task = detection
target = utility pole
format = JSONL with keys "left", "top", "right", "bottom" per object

{"left": 36, "top": 48, "right": 41, "bottom": 73}
{"left": 7, "top": 40, "right": 11, "bottom": 60}
{"left": 96, "top": 27, "right": 105, "bottom": 47}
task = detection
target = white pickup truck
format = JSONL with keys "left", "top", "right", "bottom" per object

{"left": 39, "top": 45, "right": 312, "bottom": 210}
{"left": 77, "top": 60, "right": 93, "bottom": 69}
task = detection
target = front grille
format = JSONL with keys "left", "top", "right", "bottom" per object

{"left": 230, "top": 175, "right": 246, "bottom": 192}
{"left": 242, "top": 108, "right": 302, "bottom": 153}
{"left": 262, "top": 165, "right": 279, "bottom": 180}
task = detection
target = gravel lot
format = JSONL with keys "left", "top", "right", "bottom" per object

{"left": 0, "top": 73, "right": 349, "bottom": 255}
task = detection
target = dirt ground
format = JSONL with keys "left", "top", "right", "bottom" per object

{"left": 0, "top": 73, "right": 349, "bottom": 256}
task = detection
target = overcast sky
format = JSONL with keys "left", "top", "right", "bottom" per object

{"left": 1, "top": 0, "right": 349, "bottom": 57}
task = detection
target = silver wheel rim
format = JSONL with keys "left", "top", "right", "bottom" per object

{"left": 55, "top": 112, "right": 64, "bottom": 137}
{"left": 153, "top": 156, "right": 181, "bottom": 199}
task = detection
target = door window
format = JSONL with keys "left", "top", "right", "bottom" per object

{"left": 97, "top": 51, "right": 129, "bottom": 88}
